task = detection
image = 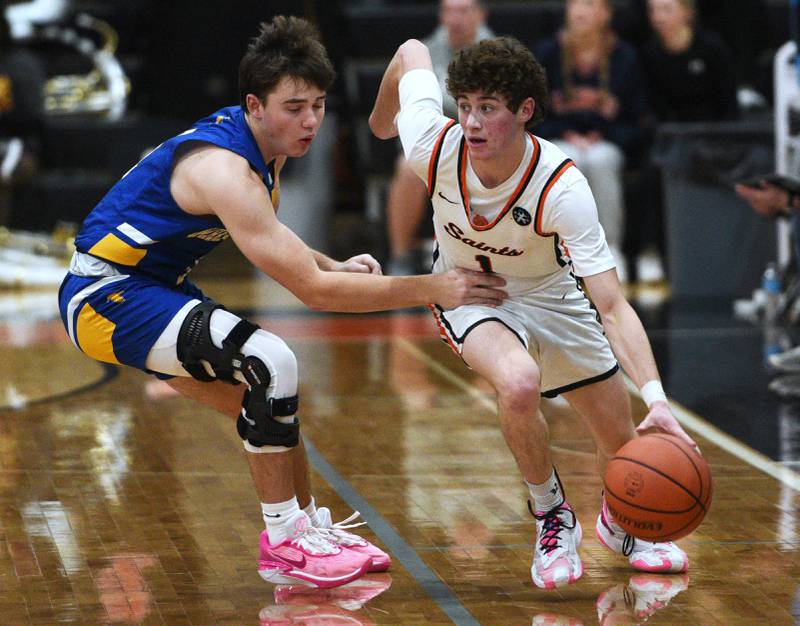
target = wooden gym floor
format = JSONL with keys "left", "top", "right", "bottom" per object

{"left": 0, "top": 266, "right": 798, "bottom": 625}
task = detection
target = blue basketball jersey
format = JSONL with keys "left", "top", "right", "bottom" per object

{"left": 60, "top": 105, "right": 275, "bottom": 374}
{"left": 74, "top": 106, "right": 276, "bottom": 286}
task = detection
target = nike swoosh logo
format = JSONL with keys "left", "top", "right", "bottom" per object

{"left": 277, "top": 552, "right": 306, "bottom": 568}
{"left": 264, "top": 513, "right": 281, "bottom": 518}
{"left": 438, "top": 191, "right": 459, "bottom": 204}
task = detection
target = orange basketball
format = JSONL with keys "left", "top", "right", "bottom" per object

{"left": 603, "top": 434, "right": 712, "bottom": 542}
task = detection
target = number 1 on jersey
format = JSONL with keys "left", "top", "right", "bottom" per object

{"left": 475, "top": 254, "right": 493, "bottom": 273}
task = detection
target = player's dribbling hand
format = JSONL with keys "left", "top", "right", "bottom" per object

{"left": 636, "top": 401, "right": 700, "bottom": 454}
{"left": 336, "top": 254, "right": 382, "bottom": 274}
{"left": 437, "top": 268, "right": 507, "bottom": 310}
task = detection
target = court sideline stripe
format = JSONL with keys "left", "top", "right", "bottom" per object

{"left": 302, "top": 439, "right": 480, "bottom": 626}
{"left": 622, "top": 378, "right": 800, "bottom": 492}
{"left": 396, "top": 338, "right": 800, "bottom": 493}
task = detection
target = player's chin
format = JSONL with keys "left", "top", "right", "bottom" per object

{"left": 466, "top": 142, "right": 491, "bottom": 159}
{"left": 293, "top": 139, "right": 314, "bottom": 155}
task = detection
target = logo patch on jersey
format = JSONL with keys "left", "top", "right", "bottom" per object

{"left": 106, "top": 291, "right": 125, "bottom": 303}
{"left": 512, "top": 207, "right": 531, "bottom": 226}
{"left": 443, "top": 222, "right": 523, "bottom": 256}
{"left": 187, "top": 228, "right": 229, "bottom": 242}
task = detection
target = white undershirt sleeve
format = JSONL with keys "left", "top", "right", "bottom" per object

{"left": 540, "top": 169, "right": 616, "bottom": 278}
{"left": 397, "top": 69, "right": 452, "bottom": 180}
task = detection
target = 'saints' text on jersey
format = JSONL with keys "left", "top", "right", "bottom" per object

{"left": 443, "top": 222, "right": 523, "bottom": 256}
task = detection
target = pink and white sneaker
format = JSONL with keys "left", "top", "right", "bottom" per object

{"left": 315, "top": 507, "right": 391, "bottom": 573}
{"left": 596, "top": 498, "right": 688, "bottom": 574}
{"left": 530, "top": 500, "right": 584, "bottom": 589}
{"left": 259, "top": 511, "right": 371, "bottom": 588}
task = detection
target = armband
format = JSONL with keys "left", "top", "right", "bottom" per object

{"left": 640, "top": 380, "right": 667, "bottom": 408}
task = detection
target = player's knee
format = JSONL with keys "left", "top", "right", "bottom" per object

{"left": 242, "top": 329, "right": 297, "bottom": 395}
{"left": 236, "top": 332, "right": 299, "bottom": 452}
{"left": 496, "top": 370, "right": 540, "bottom": 413}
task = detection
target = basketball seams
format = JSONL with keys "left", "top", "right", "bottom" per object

{"left": 607, "top": 456, "right": 708, "bottom": 512}
{"left": 604, "top": 434, "right": 712, "bottom": 542}
{"left": 603, "top": 482, "right": 696, "bottom": 515}
{"left": 649, "top": 433, "right": 708, "bottom": 501}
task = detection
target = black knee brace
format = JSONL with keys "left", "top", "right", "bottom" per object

{"left": 177, "top": 301, "right": 259, "bottom": 383}
{"left": 176, "top": 301, "right": 300, "bottom": 448}
{"left": 236, "top": 356, "right": 300, "bottom": 448}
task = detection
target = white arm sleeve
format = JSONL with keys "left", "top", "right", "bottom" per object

{"left": 397, "top": 69, "right": 452, "bottom": 181}
{"left": 540, "top": 168, "right": 616, "bottom": 278}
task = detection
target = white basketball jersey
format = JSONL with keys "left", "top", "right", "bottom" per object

{"left": 428, "top": 122, "right": 579, "bottom": 289}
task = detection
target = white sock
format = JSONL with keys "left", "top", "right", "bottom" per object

{"left": 602, "top": 495, "right": 625, "bottom": 533}
{"left": 527, "top": 468, "right": 564, "bottom": 513}
{"left": 302, "top": 496, "right": 322, "bottom": 527}
{"left": 262, "top": 497, "right": 300, "bottom": 544}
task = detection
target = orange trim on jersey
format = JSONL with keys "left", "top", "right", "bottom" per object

{"left": 534, "top": 159, "right": 575, "bottom": 237}
{"left": 428, "top": 304, "right": 460, "bottom": 354}
{"left": 427, "top": 120, "right": 457, "bottom": 196}
{"left": 457, "top": 133, "right": 541, "bottom": 231}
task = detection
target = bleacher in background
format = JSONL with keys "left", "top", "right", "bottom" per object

{"left": 8, "top": 0, "right": 794, "bottom": 238}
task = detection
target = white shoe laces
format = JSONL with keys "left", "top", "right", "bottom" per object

{"left": 291, "top": 524, "right": 341, "bottom": 555}
{"left": 318, "top": 511, "right": 367, "bottom": 546}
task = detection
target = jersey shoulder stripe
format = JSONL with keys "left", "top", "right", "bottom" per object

{"left": 427, "top": 119, "right": 458, "bottom": 197}
{"left": 534, "top": 158, "right": 575, "bottom": 237}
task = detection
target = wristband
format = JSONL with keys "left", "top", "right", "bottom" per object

{"left": 640, "top": 380, "right": 667, "bottom": 407}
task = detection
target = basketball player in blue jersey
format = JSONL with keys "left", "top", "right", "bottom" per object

{"left": 58, "top": 16, "right": 507, "bottom": 589}
{"left": 369, "top": 37, "right": 699, "bottom": 589}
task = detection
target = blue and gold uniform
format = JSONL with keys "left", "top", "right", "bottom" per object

{"left": 58, "top": 106, "right": 275, "bottom": 373}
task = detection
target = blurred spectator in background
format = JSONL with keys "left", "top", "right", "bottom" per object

{"left": 734, "top": 180, "right": 800, "bottom": 383}
{"left": 534, "top": 0, "right": 649, "bottom": 283}
{"left": 0, "top": 11, "right": 45, "bottom": 224}
{"left": 385, "top": 0, "right": 492, "bottom": 275}
{"left": 642, "top": 0, "right": 738, "bottom": 123}
{"left": 627, "top": 0, "right": 739, "bottom": 283}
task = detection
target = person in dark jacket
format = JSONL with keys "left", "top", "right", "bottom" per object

{"left": 535, "top": 0, "right": 650, "bottom": 281}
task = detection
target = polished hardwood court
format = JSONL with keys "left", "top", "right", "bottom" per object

{"left": 0, "top": 271, "right": 798, "bottom": 625}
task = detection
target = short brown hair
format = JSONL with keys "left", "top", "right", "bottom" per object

{"left": 446, "top": 36, "right": 549, "bottom": 128}
{"left": 238, "top": 15, "right": 335, "bottom": 107}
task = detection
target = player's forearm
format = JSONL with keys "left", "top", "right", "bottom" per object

{"left": 369, "top": 52, "right": 404, "bottom": 140}
{"left": 601, "top": 300, "right": 661, "bottom": 388}
{"left": 303, "top": 271, "right": 440, "bottom": 312}
{"left": 311, "top": 249, "right": 337, "bottom": 271}
{"left": 370, "top": 39, "right": 431, "bottom": 140}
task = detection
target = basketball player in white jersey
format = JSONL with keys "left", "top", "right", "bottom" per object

{"left": 369, "top": 36, "right": 699, "bottom": 589}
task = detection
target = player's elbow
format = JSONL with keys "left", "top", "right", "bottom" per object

{"left": 398, "top": 39, "right": 427, "bottom": 58}
{"left": 369, "top": 112, "right": 396, "bottom": 140}
{"left": 295, "top": 276, "right": 334, "bottom": 312}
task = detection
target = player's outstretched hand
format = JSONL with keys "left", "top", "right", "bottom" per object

{"left": 636, "top": 401, "right": 700, "bottom": 454}
{"left": 435, "top": 268, "right": 507, "bottom": 310}
{"left": 336, "top": 254, "right": 382, "bottom": 275}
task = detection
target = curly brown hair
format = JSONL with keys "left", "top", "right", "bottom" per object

{"left": 238, "top": 15, "right": 335, "bottom": 107}
{"left": 446, "top": 36, "right": 549, "bottom": 128}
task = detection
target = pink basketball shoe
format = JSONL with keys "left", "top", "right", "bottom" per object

{"left": 596, "top": 497, "right": 688, "bottom": 573}
{"left": 530, "top": 500, "right": 584, "bottom": 589}
{"left": 259, "top": 511, "right": 370, "bottom": 588}
{"left": 315, "top": 507, "right": 391, "bottom": 572}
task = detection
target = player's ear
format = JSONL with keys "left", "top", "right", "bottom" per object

{"left": 518, "top": 97, "right": 534, "bottom": 125}
{"left": 245, "top": 93, "right": 265, "bottom": 118}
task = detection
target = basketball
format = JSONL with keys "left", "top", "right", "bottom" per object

{"left": 603, "top": 434, "right": 713, "bottom": 542}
